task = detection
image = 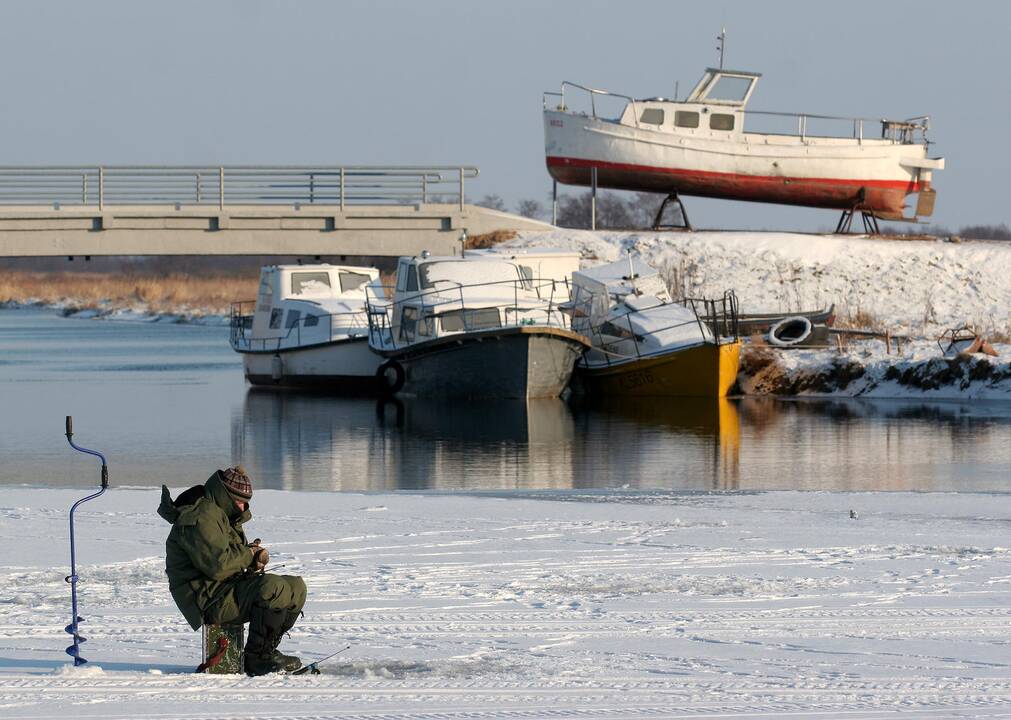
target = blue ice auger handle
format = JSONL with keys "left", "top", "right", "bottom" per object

{"left": 64, "top": 416, "right": 109, "bottom": 666}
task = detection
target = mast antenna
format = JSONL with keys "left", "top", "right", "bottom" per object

{"left": 716, "top": 26, "right": 726, "bottom": 69}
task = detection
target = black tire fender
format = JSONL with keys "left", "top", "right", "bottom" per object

{"left": 376, "top": 359, "right": 405, "bottom": 394}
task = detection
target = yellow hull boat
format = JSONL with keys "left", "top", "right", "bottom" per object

{"left": 578, "top": 340, "right": 741, "bottom": 398}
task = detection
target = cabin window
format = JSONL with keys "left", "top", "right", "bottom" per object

{"left": 639, "top": 108, "right": 664, "bottom": 125}
{"left": 291, "top": 271, "right": 331, "bottom": 295}
{"left": 285, "top": 309, "right": 301, "bottom": 329}
{"left": 710, "top": 113, "right": 735, "bottom": 131}
{"left": 705, "top": 75, "right": 753, "bottom": 103}
{"left": 257, "top": 276, "right": 273, "bottom": 312}
{"left": 269, "top": 308, "right": 283, "bottom": 329}
{"left": 674, "top": 111, "right": 700, "bottom": 128}
{"left": 417, "top": 313, "right": 434, "bottom": 337}
{"left": 399, "top": 306, "right": 418, "bottom": 340}
{"left": 518, "top": 265, "right": 534, "bottom": 289}
{"left": 304, "top": 314, "right": 319, "bottom": 327}
{"left": 405, "top": 265, "right": 419, "bottom": 292}
{"left": 600, "top": 321, "right": 634, "bottom": 339}
{"left": 339, "top": 271, "right": 370, "bottom": 293}
{"left": 439, "top": 308, "right": 501, "bottom": 332}
{"left": 396, "top": 262, "right": 409, "bottom": 291}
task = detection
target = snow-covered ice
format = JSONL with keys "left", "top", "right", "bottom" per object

{"left": 2, "top": 486, "right": 1009, "bottom": 718}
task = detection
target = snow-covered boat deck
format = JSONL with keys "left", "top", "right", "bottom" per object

{"left": 2, "top": 487, "right": 1009, "bottom": 718}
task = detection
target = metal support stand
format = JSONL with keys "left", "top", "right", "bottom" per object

{"left": 590, "top": 167, "right": 597, "bottom": 231}
{"left": 64, "top": 416, "right": 109, "bottom": 666}
{"left": 834, "top": 208, "right": 880, "bottom": 235}
{"left": 551, "top": 180, "right": 557, "bottom": 226}
{"left": 652, "top": 192, "right": 692, "bottom": 231}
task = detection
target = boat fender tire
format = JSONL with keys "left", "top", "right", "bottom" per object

{"left": 376, "top": 360, "right": 405, "bottom": 395}
{"left": 767, "top": 316, "right": 813, "bottom": 347}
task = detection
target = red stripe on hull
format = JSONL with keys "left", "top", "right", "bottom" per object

{"left": 546, "top": 156, "right": 922, "bottom": 214}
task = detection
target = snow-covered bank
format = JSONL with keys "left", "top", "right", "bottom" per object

{"left": 514, "top": 230, "right": 1011, "bottom": 337}
{"left": 740, "top": 339, "right": 1011, "bottom": 399}
{"left": 2, "top": 487, "right": 1010, "bottom": 718}
{"left": 0, "top": 299, "right": 229, "bottom": 326}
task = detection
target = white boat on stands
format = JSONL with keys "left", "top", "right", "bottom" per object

{"left": 544, "top": 66, "right": 944, "bottom": 226}
{"left": 366, "top": 253, "right": 590, "bottom": 399}
{"left": 569, "top": 257, "right": 741, "bottom": 398}
{"left": 230, "top": 264, "right": 381, "bottom": 392}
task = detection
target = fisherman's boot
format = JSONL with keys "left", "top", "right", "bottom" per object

{"left": 270, "top": 608, "right": 303, "bottom": 672}
{"left": 244, "top": 606, "right": 291, "bottom": 676}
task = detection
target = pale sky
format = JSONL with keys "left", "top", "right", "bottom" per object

{"left": 0, "top": 0, "right": 1007, "bottom": 231}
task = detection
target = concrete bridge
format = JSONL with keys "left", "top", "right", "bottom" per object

{"left": 0, "top": 166, "right": 553, "bottom": 257}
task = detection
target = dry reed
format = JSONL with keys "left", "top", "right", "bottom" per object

{"left": 0, "top": 272, "right": 259, "bottom": 314}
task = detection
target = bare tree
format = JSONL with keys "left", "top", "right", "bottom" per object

{"left": 476, "top": 194, "right": 507, "bottom": 212}
{"left": 516, "top": 198, "right": 545, "bottom": 220}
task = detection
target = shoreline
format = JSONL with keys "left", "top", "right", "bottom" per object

{"left": 4, "top": 301, "right": 1008, "bottom": 400}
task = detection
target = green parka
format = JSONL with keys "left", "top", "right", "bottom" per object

{"left": 157, "top": 471, "right": 255, "bottom": 630}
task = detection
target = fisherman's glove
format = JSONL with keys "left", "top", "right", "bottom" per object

{"left": 248, "top": 539, "right": 269, "bottom": 572}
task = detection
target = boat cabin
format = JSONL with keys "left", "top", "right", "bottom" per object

{"left": 467, "top": 247, "right": 581, "bottom": 300}
{"left": 616, "top": 68, "right": 760, "bottom": 140}
{"left": 243, "top": 264, "right": 379, "bottom": 348}
{"left": 369, "top": 253, "right": 569, "bottom": 349}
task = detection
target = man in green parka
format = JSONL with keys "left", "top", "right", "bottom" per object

{"left": 157, "top": 465, "right": 306, "bottom": 676}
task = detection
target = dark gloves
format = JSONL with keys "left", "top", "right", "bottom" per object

{"left": 248, "top": 538, "right": 269, "bottom": 572}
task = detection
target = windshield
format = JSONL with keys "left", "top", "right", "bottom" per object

{"left": 420, "top": 261, "right": 520, "bottom": 289}
{"left": 704, "top": 75, "right": 753, "bottom": 103}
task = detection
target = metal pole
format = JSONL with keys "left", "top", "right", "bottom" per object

{"left": 340, "top": 167, "right": 345, "bottom": 210}
{"left": 590, "top": 167, "right": 597, "bottom": 231}
{"left": 552, "top": 180, "right": 558, "bottom": 225}
{"left": 196, "top": 172, "right": 201, "bottom": 204}
{"left": 98, "top": 167, "right": 104, "bottom": 211}
{"left": 459, "top": 167, "right": 465, "bottom": 211}
{"left": 82, "top": 174, "right": 87, "bottom": 205}
{"left": 218, "top": 167, "right": 225, "bottom": 210}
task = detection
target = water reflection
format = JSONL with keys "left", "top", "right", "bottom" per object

{"left": 232, "top": 390, "right": 745, "bottom": 492}
{"left": 232, "top": 390, "right": 580, "bottom": 491}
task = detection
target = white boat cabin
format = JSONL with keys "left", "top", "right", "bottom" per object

{"left": 467, "top": 247, "right": 581, "bottom": 301}
{"left": 238, "top": 264, "right": 379, "bottom": 351}
{"left": 571, "top": 258, "right": 714, "bottom": 364}
{"left": 368, "top": 253, "right": 570, "bottom": 350}
{"left": 617, "top": 68, "right": 760, "bottom": 141}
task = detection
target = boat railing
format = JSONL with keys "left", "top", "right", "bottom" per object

{"left": 366, "top": 276, "right": 570, "bottom": 350}
{"left": 545, "top": 81, "right": 642, "bottom": 128}
{"left": 546, "top": 80, "right": 929, "bottom": 144}
{"left": 229, "top": 300, "right": 369, "bottom": 352}
{"left": 746, "top": 110, "right": 930, "bottom": 144}
{"left": 684, "top": 291, "right": 740, "bottom": 341}
{"left": 578, "top": 291, "right": 739, "bottom": 367}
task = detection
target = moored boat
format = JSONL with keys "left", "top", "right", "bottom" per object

{"left": 569, "top": 257, "right": 741, "bottom": 397}
{"left": 544, "top": 67, "right": 944, "bottom": 224}
{"left": 230, "top": 263, "right": 381, "bottom": 392}
{"left": 366, "top": 253, "right": 590, "bottom": 399}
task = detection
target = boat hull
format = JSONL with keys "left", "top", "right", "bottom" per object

{"left": 375, "top": 327, "right": 590, "bottom": 399}
{"left": 577, "top": 341, "right": 741, "bottom": 398}
{"left": 241, "top": 336, "right": 383, "bottom": 393}
{"left": 544, "top": 111, "right": 935, "bottom": 216}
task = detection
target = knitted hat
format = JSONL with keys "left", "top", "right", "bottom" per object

{"left": 221, "top": 465, "right": 253, "bottom": 501}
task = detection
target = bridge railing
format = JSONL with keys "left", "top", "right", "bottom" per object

{"left": 0, "top": 166, "right": 479, "bottom": 210}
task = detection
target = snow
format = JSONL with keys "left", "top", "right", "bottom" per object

{"left": 2, "top": 486, "right": 1010, "bottom": 718}
{"left": 513, "top": 230, "right": 1011, "bottom": 337}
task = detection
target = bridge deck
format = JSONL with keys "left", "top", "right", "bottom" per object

{"left": 0, "top": 166, "right": 553, "bottom": 257}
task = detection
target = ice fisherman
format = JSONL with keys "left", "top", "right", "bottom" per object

{"left": 157, "top": 465, "right": 307, "bottom": 676}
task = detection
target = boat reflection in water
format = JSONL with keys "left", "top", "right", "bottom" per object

{"left": 232, "top": 390, "right": 1011, "bottom": 493}
{"left": 232, "top": 389, "right": 578, "bottom": 491}
{"left": 568, "top": 397, "right": 742, "bottom": 490}
{"left": 232, "top": 389, "right": 742, "bottom": 492}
